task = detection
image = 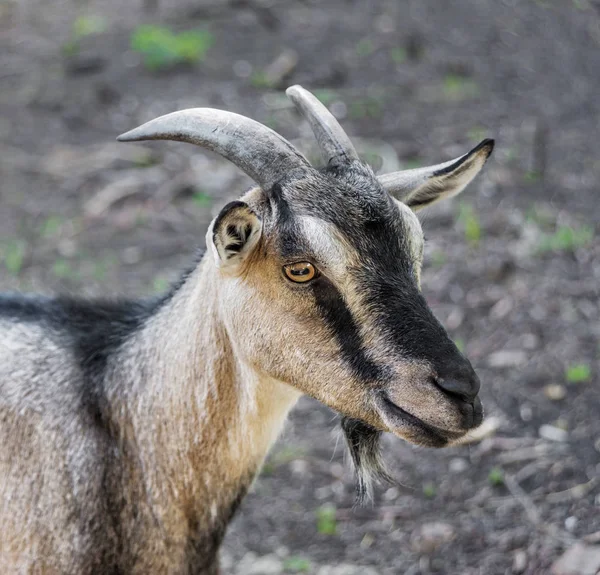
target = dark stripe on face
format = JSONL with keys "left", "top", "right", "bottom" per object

{"left": 310, "top": 276, "right": 387, "bottom": 384}
{"left": 335, "top": 213, "right": 465, "bottom": 375}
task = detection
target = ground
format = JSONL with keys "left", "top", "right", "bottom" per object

{"left": 1, "top": 0, "right": 599, "bottom": 573}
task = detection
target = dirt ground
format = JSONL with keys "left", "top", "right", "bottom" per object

{"left": 1, "top": 0, "right": 599, "bottom": 573}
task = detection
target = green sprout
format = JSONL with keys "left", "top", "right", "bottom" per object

{"left": 63, "top": 15, "right": 107, "bottom": 56}
{"left": 422, "top": 482, "right": 437, "bottom": 499}
{"left": 458, "top": 203, "right": 482, "bottom": 247}
{"left": 3, "top": 240, "right": 26, "bottom": 276}
{"left": 312, "top": 89, "right": 338, "bottom": 106}
{"left": 283, "top": 556, "right": 311, "bottom": 573}
{"left": 315, "top": 503, "right": 337, "bottom": 535}
{"left": 537, "top": 225, "right": 593, "bottom": 253}
{"left": 390, "top": 46, "right": 407, "bottom": 64}
{"left": 131, "top": 25, "right": 213, "bottom": 71}
{"left": 565, "top": 364, "right": 591, "bottom": 384}
{"left": 443, "top": 74, "right": 480, "bottom": 101}
{"left": 488, "top": 467, "right": 504, "bottom": 487}
{"left": 356, "top": 38, "right": 375, "bottom": 57}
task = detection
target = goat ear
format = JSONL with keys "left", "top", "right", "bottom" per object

{"left": 207, "top": 201, "right": 262, "bottom": 271}
{"left": 378, "top": 139, "right": 494, "bottom": 211}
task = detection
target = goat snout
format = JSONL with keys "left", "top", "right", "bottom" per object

{"left": 432, "top": 370, "right": 483, "bottom": 430}
{"left": 433, "top": 364, "right": 480, "bottom": 404}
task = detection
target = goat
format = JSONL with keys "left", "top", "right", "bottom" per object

{"left": 0, "top": 85, "right": 493, "bottom": 574}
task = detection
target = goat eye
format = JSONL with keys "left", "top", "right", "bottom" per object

{"left": 283, "top": 262, "right": 317, "bottom": 283}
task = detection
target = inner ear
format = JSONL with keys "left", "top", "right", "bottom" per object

{"left": 210, "top": 201, "right": 262, "bottom": 270}
{"left": 378, "top": 139, "right": 494, "bottom": 212}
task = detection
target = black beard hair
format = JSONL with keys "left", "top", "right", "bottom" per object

{"left": 340, "top": 416, "right": 395, "bottom": 505}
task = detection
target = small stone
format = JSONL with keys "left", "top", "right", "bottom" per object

{"left": 583, "top": 532, "right": 600, "bottom": 544}
{"left": 446, "top": 307, "right": 464, "bottom": 330}
{"left": 245, "top": 554, "right": 283, "bottom": 575}
{"left": 520, "top": 404, "right": 533, "bottom": 422}
{"left": 565, "top": 516, "right": 578, "bottom": 532}
{"left": 233, "top": 60, "right": 253, "bottom": 78}
{"left": 122, "top": 246, "right": 142, "bottom": 265}
{"left": 330, "top": 101, "right": 347, "bottom": 120}
{"left": 289, "top": 459, "right": 308, "bottom": 475}
{"left": 317, "top": 564, "right": 379, "bottom": 575}
{"left": 449, "top": 458, "right": 469, "bottom": 473}
{"left": 490, "top": 297, "right": 513, "bottom": 320}
{"left": 488, "top": 350, "right": 528, "bottom": 368}
{"left": 262, "top": 49, "right": 298, "bottom": 88}
{"left": 544, "top": 384, "right": 567, "bottom": 401}
{"left": 521, "top": 333, "right": 540, "bottom": 350}
{"left": 411, "top": 522, "right": 455, "bottom": 554}
{"left": 551, "top": 542, "right": 600, "bottom": 575}
{"left": 383, "top": 486, "right": 399, "bottom": 501}
{"left": 513, "top": 549, "right": 527, "bottom": 574}
{"left": 539, "top": 425, "right": 569, "bottom": 443}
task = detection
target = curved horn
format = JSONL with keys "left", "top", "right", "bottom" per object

{"left": 117, "top": 108, "right": 309, "bottom": 190}
{"left": 286, "top": 85, "right": 359, "bottom": 164}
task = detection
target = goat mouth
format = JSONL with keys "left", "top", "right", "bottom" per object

{"left": 374, "top": 392, "right": 464, "bottom": 448}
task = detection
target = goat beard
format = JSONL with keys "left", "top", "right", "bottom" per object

{"left": 340, "top": 416, "right": 395, "bottom": 505}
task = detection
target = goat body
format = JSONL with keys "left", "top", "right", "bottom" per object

{"left": 0, "top": 261, "right": 300, "bottom": 573}
{"left": 0, "top": 85, "right": 492, "bottom": 573}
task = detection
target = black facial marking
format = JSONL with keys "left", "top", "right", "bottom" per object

{"left": 273, "top": 164, "right": 465, "bottom": 377}
{"left": 310, "top": 277, "right": 386, "bottom": 384}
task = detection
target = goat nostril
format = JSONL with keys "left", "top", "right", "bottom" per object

{"left": 433, "top": 377, "right": 478, "bottom": 404}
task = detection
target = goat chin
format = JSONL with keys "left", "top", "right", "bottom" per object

{"left": 340, "top": 416, "right": 394, "bottom": 505}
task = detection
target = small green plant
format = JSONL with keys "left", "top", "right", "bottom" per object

{"left": 443, "top": 75, "right": 480, "bottom": 101}
{"left": 356, "top": 38, "right": 374, "bottom": 57}
{"left": 525, "top": 204, "right": 554, "bottom": 229}
{"left": 74, "top": 15, "right": 107, "bottom": 38}
{"left": 63, "top": 15, "right": 107, "bottom": 56}
{"left": 315, "top": 503, "right": 337, "bottom": 535}
{"left": 133, "top": 152, "right": 158, "bottom": 168}
{"left": 537, "top": 225, "right": 593, "bottom": 253}
{"left": 403, "top": 158, "right": 422, "bottom": 170}
{"left": 488, "top": 467, "right": 504, "bottom": 486}
{"left": 192, "top": 191, "right": 212, "bottom": 208}
{"left": 283, "top": 556, "right": 311, "bottom": 573}
{"left": 430, "top": 249, "right": 447, "bottom": 268}
{"left": 3, "top": 240, "right": 26, "bottom": 276}
{"left": 523, "top": 170, "right": 541, "bottom": 183}
{"left": 312, "top": 89, "right": 338, "bottom": 106}
{"left": 390, "top": 46, "right": 407, "bottom": 64}
{"left": 422, "top": 482, "right": 436, "bottom": 499}
{"left": 565, "top": 364, "right": 591, "bottom": 384}
{"left": 458, "top": 203, "right": 482, "bottom": 247}
{"left": 250, "top": 70, "right": 273, "bottom": 89}
{"left": 40, "top": 216, "right": 63, "bottom": 238}
{"left": 131, "top": 25, "right": 213, "bottom": 71}
{"left": 454, "top": 338, "right": 465, "bottom": 354}
{"left": 349, "top": 97, "right": 383, "bottom": 120}
{"left": 52, "top": 258, "right": 74, "bottom": 279}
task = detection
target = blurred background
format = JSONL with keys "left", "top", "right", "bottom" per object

{"left": 1, "top": 0, "right": 599, "bottom": 573}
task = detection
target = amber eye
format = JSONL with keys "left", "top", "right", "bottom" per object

{"left": 283, "top": 262, "right": 317, "bottom": 283}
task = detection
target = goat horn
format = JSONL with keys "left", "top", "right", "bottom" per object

{"left": 117, "top": 108, "right": 309, "bottom": 190}
{"left": 286, "top": 85, "right": 360, "bottom": 164}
